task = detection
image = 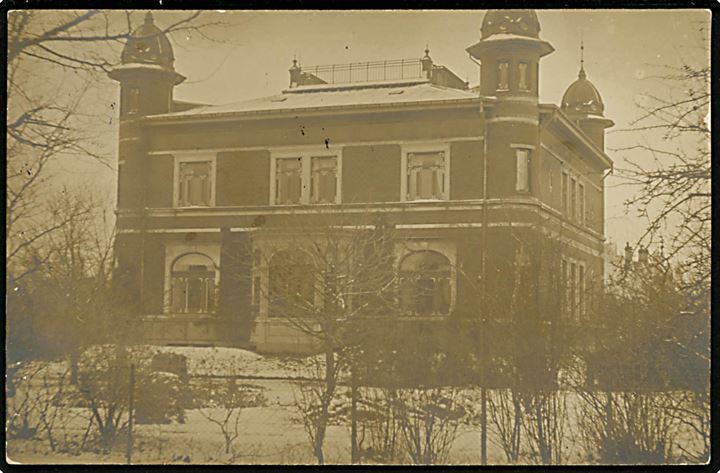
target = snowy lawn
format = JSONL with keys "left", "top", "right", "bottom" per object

{"left": 6, "top": 346, "right": 708, "bottom": 465}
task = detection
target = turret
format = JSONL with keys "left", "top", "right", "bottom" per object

{"left": 466, "top": 10, "right": 554, "bottom": 198}
{"left": 108, "top": 12, "right": 185, "bottom": 211}
{"left": 560, "top": 42, "right": 614, "bottom": 151}
{"left": 108, "top": 12, "right": 185, "bottom": 118}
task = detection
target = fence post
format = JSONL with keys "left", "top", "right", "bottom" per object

{"left": 126, "top": 363, "right": 135, "bottom": 464}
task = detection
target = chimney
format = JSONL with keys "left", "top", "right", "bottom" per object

{"left": 624, "top": 242, "right": 633, "bottom": 271}
{"left": 638, "top": 247, "right": 649, "bottom": 265}
{"left": 421, "top": 47, "right": 433, "bottom": 79}
{"left": 289, "top": 59, "right": 301, "bottom": 88}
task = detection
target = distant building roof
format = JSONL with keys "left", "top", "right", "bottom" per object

{"left": 148, "top": 81, "right": 480, "bottom": 121}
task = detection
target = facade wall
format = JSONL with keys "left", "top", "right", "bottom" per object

{"left": 342, "top": 144, "right": 401, "bottom": 203}
{"left": 449, "top": 140, "right": 484, "bottom": 200}
{"left": 145, "top": 154, "right": 174, "bottom": 208}
{"left": 146, "top": 108, "right": 484, "bottom": 152}
{"left": 216, "top": 150, "right": 271, "bottom": 206}
{"left": 540, "top": 129, "right": 605, "bottom": 235}
{"left": 114, "top": 84, "right": 607, "bottom": 354}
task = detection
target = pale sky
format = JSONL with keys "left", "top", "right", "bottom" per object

{"left": 42, "top": 9, "right": 711, "bottom": 255}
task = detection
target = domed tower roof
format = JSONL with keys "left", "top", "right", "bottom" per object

{"left": 481, "top": 9, "right": 541, "bottom": 39}
{"left": 561, "top": 43, "right": 605, "bottom": 115}
{"left": 121, "top": 12, "right": 175, "bottom": 69}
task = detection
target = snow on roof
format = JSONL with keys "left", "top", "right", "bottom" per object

{"left": 149, "top": 82, "right": 480, "bottom": 120}
{"left": 479, "top": 33, "right": 549, "bottom": 43}
{"left": 111, "top": 62, "right": 170, "bottom": 72}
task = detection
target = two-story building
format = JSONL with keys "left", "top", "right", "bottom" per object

{"left": 109, "top": 10, "right": 613, "bottom": 353}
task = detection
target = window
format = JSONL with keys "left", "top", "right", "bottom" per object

{"left": 399, "top": 250, "right": 451, "bottom": 316}
{"left": 497, "top": 61, "right": 510, "bottom": 90}
{"left": 578, "top": 183, "right": 585, "bottom": 225}
{"left": 177, "top": 160, "right": 213, "bottom": 207}
{"left": 272, "top": 152, "right": 340, "bottom": 205}
{"left": 311, "top": 156, "right": 338, "bottom": 203}
{"left": 518, "top": 62, "right": 529, "bottom": 91}
{"left": 404, "top": 149, "right": 449, "bottom": 201}
{"left": 569, "top": 261, "right": 577, "bottom": 320}
{"left": 275, "top": 157, "right": 302, "bottom": 204}
{"left": 515, "top": 148, "right": 531, "bottom": 192}
{"left": 561, "top": 258, "right": 568, "bottom": 318}
{"left": 170, "top": 253, "right": 216, "bottom": 314}
{"left": 268, "top": 251, "right": 315, "bottom": 317}
{"left": 128, "top": 88, "right": 139, "bottom": 114}
{"left": 561, "top": 171, "right": 569, "bottom": 215}
{"left": 578, "top": 264, "right": 585, "bottom": 319}
{"left": 570, "top": 177, "right": 577, "bottom": 220}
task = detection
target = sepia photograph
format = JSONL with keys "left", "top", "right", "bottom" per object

{"left": 5, "top": 8, "right": 712, "bottom": 466}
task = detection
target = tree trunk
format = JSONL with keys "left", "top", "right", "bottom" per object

{"left": 351, "top": 366, "right": 359, "bottom": 463}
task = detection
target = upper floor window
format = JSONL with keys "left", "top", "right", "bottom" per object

{"left": 402, "top": 146, "right": 450, "bottom": 202}
{"left": 578, "top": 183, "right": 585, "bottom": 225}
{"left": 561, "top": 171, "right": 569, "bottom": 215}
{"left": 170, "top": 253, "right": 217, "bottom": 314}
{"left": 311, "top": 156, "right": 338, "bottom": 203}
{"left": 518, "top": 62, "right": 529, "bottom": 91}
{"left": 497, "top": 61, "right": 510, "bottom": 90}
{"left": 176, "top": 157, "right": 215, "bottom": 207}
{"left": 570, "top": 177, "right": 577, "bottom": 220}
{"left": 515, "top": 148, "right": 531, "bottom": 192}
{"left": 128, "top": 88, "right": 140, "bottom": 114}
{"left": 399, "top": 250, "right": 452, "bottom": 317}
{"left": 276, "top": 157, "right": 302, "bottom": 204}
{"left": 272, "top": 151, "right": 340, "bottom": 205}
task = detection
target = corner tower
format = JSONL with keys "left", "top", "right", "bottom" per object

{"left": 561, "top": 43, "right": 614, "bottom": 151}
{"left": 108, "top": 12, "right": 185, "bottom": 118}
{"left": 108, "top": 12, "right": 185, "bottom": 211}
{"left": 467, "top": 10, "right": 554, "bottom": 197}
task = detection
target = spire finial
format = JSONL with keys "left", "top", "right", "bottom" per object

{"left": 145, "top": 11, "right": 154, "bottom": 25}
{"left": 424, "top": 44, "right": 430, "bottom": 58}
{"left": 578, "top": 36, "right": 586, "bottom": 80}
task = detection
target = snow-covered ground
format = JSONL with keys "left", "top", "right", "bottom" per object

{"left": 6, "top": 346, "right": 708, "bottom": 465}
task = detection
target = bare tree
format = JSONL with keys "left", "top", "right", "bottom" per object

{"left": 6, "top": 10, "right": 223, "bottom": 286}
{"left": 251, "top": 212, "right": 398, "bottom": 464}
{"left": 486, "top": 389, "right": 523, "bottom": 462}
{"left": 615, "top": 25, "right": 710, "bottom": 285}
{"left": 198, "top": 379, "right": 247, "bottom": 458}
{"left": 579, "top": 253, "right": 708, "bottom": 464}
{"left": 394, "top": 387, "right": 464, "bottom": 465}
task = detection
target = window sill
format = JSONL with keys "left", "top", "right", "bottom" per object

{"left": 146, "top": 313, "right": 217, "bottom": 320}
{"left": 271, "top": 201, "right": 341, "bottom": 206}
{"left": 174, "top": 205, "right": 214, "bottom": 209}
{"left": 404, "top": 197, "right": 448, "bottom": 203}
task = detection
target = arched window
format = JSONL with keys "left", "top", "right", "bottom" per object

{"left": 268, "top": 251, "right": 315, "bottom": 317}
{"left": 399, "top": 250, "right": 452, "bottom": 316}
{"left": 170, "top": 253, "right": 217, "bottom": 314}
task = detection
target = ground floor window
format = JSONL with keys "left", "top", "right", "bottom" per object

{"left": 170, "top": 253, "right": 217, "bottom": 313}
{"left": 399, "top": 250, "right": 451, "bottom": 316}
{"left": 268, "top": 250, "right": 316, "bottom": 317}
